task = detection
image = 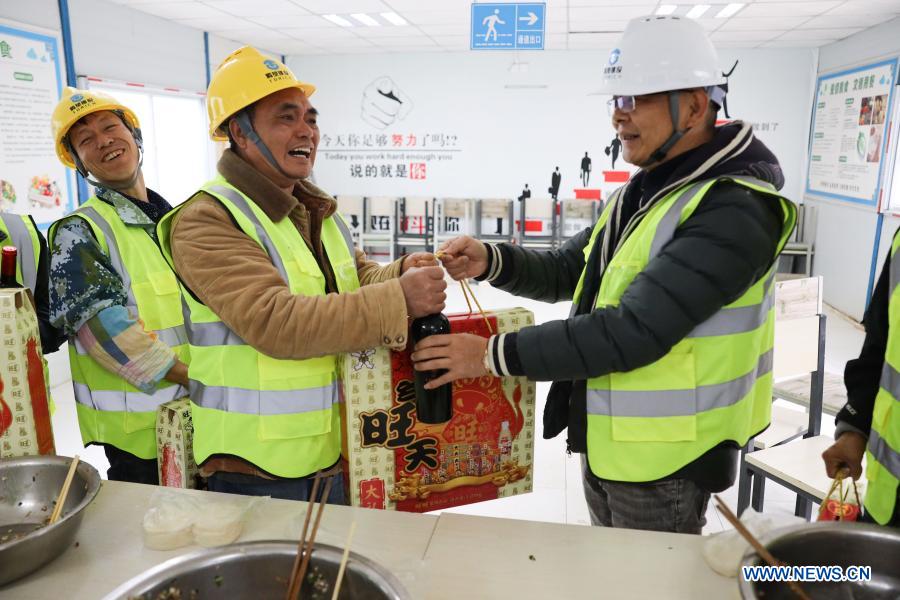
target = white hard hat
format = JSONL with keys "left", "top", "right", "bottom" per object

{"left": 595, "top": 16, "right": 726, "bottom": 96}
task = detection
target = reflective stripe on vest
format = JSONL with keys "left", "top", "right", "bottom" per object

{"left": 189, "top": 382, "right": 340, "bottom": 416}
{"left": 587, "top": 349, "right": 773, "bottom": 418}
{"left": 156, "top": 178, "right": 360, "bottom": 477}
{"left": 70, "top": 205, "right": 188, "bottom": 349}
{"left": 866, "top": 229, "right": 900, "bottom": 524}
{"left": 0, "top": 213, "right": 39, "bottom": 292}
{"left": 688, "top": 272, "right": 775, "bottom": 338}
{"left": 868, "top": 428, "right": 900, "bottom": 482}
{"left": 51, "top": 199, "right": 188, "bottom": 459}
{"left": 73, "top": 381, "right": 185, "bottom": 412}
{"left": 205, "top": 185, "right": 356, "bottom": 282}
{"left": 581, "top": 175, "right": 796, "bottom": 482}
{"left": 75, "top": 205, "right": 137, "bottom": 307}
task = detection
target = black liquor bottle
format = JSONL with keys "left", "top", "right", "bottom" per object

{"left": 411, "top": 313, "right": 452, "bottom": 424}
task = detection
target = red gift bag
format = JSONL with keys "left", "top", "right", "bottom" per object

{"left": 817, "top": 470, "right": 861, "bottom": 522}
{"left": 342, "top": 308, "right": 536, "bottom": 512}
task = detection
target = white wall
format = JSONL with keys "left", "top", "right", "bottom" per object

{"left": 0, "top": 0, "right": 218, "bottom": 384}
{"left": 0, "top": 0, "right": 59, "bottom": 31}
{"left": 68, "top": 0, "right": 206, "bottom": 92}
{"left": 289, "top": 47, "right": 815, "bottom": 207}
{"left": 806, "top": 17, "right": 900, "bottom": 321}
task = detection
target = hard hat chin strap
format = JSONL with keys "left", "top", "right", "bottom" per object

{"left": 641, "top": 91, "right": 690, "bottom": 168}
{"left": 234, "top": 111, "right": 294, "bottom": 180}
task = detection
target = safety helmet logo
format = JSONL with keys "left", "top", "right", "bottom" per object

{"left": 70, "top": 94, "right": 84, "bottom": 102}
{"left": 263, "top": 59, "right": 279, "bottom": 70}
{"left": 608, "top": 49, "right": 620, "bottom": 66}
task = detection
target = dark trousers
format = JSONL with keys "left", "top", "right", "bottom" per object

{"left": 207, "top": 470, "right": 346, "bottom": 504}
{"left": 581, "top": 455, "right": 709, "bottom": 534}
{"left": 104, "top": 444, "right": 159, "bottom": 485}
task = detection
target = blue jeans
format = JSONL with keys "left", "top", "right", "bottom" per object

{"left": 207, "top": 470, "right": 346, "bottom": 504}
{"left": 581, "top": 454, "right": 709, "bottom": 534}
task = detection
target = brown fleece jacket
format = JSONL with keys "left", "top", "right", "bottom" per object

{"left": 168, "top": 150, "right": 409, "bottom": 478}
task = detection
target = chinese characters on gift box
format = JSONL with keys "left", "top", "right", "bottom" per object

{"left": 360, "top": 379, "right": 440, "bottom": 473}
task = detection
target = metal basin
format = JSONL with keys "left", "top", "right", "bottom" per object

{"left": 0, "top": 455, "right": 102, "bottom": 586}
{"left": 739, "top": 521, "right": 900, "bottom": 599}
{"left": 103, "top": 540, "right": 411, "bottom": 599}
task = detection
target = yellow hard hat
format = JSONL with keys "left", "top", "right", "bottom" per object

{"left": 207, "top": 46, "right": 316, "bottom": 141}
{"left": 51, "top": 87, "right": 141, "bottom": 169}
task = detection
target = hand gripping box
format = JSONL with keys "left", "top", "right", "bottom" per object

{"left": 342, "top": 308, "right": 535, "bottom": 512}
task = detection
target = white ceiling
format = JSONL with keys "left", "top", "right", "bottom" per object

{"left": 104, "top": 0, "right": 900, "bottom": 54}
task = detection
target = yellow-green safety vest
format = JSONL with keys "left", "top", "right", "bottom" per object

{"left": 575, "top": 176, "right": 797, "bottom": 482}
{"left": 866, "top": 230, "right": 900, "bottom": 524}
{"left": 0, "top": 213, "right": 41, "bottom": 292}
{"left": 49, "top": 198, "right": 189, "bottom": 459}
{"left": 157, "top": 177, "right": 360, "bottom": 478}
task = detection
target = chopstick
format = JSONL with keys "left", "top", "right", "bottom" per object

{"left": 287, "top": 476, "right": 321, "bottom": 600}
{"left": 713, "top": 495, "right": 811, "bottom": 600}
{"left": 48, "top": 455, "right": 80, "bottom": 525}
{"left": 286, "top": 476, "right": 334, "bottom": 600}
{"left": 330, "top": 521, "right": 357, "bottom": 600}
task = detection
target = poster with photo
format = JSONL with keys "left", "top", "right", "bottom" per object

{"left": 805, "top": 58, "right": 898, "bottom": 207}
{"left": 0, "top": 20, "right": 73, "bottom": 228}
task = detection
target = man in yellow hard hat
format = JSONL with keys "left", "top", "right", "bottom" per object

{"left": 157, "top": 47, "right": 446, "bottom": 502}
{"left": 49, "top": 87, "right": 190, "bottom": 483}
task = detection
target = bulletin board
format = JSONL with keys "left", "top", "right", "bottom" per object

{"left": 805, "top": 58, "right": 898, "bottom": 208}
{"left": 0, "top": 19, "right": 73, "bottom": 228}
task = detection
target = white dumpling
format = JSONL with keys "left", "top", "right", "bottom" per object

{"left": 192, "top": 502, "right": 244, "bottom": 547}
{"left": 142, "top": 504, "right": 194, "bottom": 550}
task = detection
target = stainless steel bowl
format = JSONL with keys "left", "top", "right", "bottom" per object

{"left": 103, "top": 540, "right": 410, "bottom": 600}
{"left": 0, "top": 455, "right": 102, "bottom": 586}
{"left": 738, "top": 521, "right": 900, "bottom": 599}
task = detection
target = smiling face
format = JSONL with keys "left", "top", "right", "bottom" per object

{"left": 611, "top": 89, "right": 712, "bottom": 169}
{"left": 67, "top": 110, "right": 140, "bottom": 184}
{"left": 229, "top": 87, "right": 319, "bottom": 187}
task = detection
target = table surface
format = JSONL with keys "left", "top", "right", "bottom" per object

{"left": 0, "top": 480, "right": 738, "bottom": 599}
{"left": 745, "top": 435, "right": 866, "bottom": 501}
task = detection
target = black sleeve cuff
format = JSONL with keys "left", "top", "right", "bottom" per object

{"left": 487, "top": 331, "right": 525, "bottom": 377}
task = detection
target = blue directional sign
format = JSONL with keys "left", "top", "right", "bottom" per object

{"left": 471, "top": 3, "right": 545, "bottom": 51}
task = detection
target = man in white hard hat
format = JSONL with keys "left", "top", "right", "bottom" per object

{"left": 413, "top": 16, "right": 797, "bottom": 533}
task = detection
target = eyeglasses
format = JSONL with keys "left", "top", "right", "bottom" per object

{"left": 607, "top": 96, "right": 637, "bottom": 115}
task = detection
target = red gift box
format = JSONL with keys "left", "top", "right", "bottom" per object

{"left": 342, "top": 308, "right": 536, "bottom": 512}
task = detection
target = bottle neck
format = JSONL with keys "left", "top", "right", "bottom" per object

{"left": 0, "top": 248, "right": 18, "bottom": 288}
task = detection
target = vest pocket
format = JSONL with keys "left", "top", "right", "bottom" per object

{"left": 123, "top": 401, "right": 156, "bottom": 433}
{"left": 282, "top": 258, "right": 326, "bottom": 296}
{"left": 609, "top": 350, "right": 697, "bottom": 442}
{"left": 597, "top": 262, "right": 641, "bottom": 307}
{"left": 255, "top": 355, "right": 334, "bottom": 441}
{"left": 131, "top": 271, "right": 182, "bottom": 328}
{"left": 257, "top": 409, "right": 332, "bottom": 440}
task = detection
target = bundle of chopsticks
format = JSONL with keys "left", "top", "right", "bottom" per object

{"left": 714, "top": 495, "right": 812, "bottom": 600}
{"left": 285, "top": 476, "right": 357, "bottom": 600}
